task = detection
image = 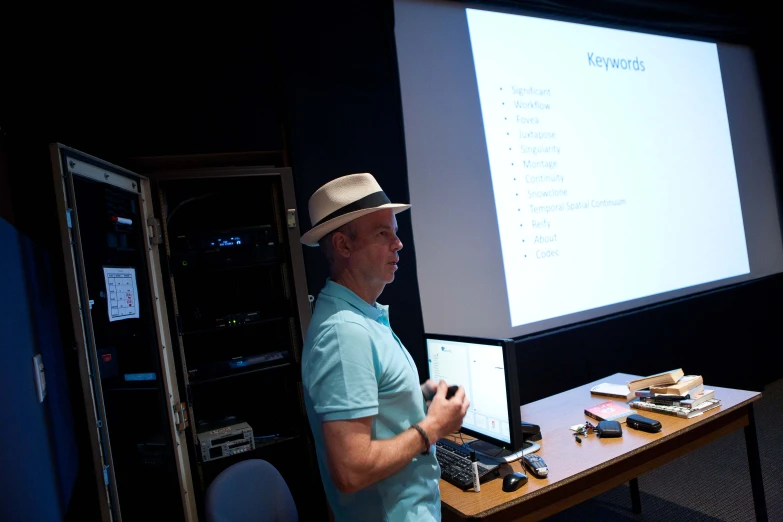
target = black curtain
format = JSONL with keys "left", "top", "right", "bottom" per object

{"left": 454, "top": 0, "right": 750, "bottom": 41}
{"left": 280, "top": 2, "right": 429, "bottom": 378}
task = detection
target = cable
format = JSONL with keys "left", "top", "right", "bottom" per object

{"left": 166, "top": 193, "right": 216, "bottom": 225}
{"left": 489, "top": 444, "right": 508, "bottom": 458}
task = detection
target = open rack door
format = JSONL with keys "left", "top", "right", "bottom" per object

{"left": 146, "top": 165, "right": 321, "bottom": 518}
{"left": 50, "top": 144, "right": 197, "bottom": 522}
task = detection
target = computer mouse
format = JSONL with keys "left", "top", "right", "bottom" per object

{"left": 502, "top": 471, "right": 528, "bottom": 492}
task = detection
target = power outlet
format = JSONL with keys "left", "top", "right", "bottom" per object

{"left": 33, "top": 354, "right": 46, "bottom": 403}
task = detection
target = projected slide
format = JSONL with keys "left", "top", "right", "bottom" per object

{"left": 466, "top": 9, "right": 749, "bottom": 327}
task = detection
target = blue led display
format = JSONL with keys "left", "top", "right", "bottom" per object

{"left": 124, "top": 373, "right": 156, "bottom": 381}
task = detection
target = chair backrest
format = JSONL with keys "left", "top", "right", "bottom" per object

{"left": 205, "top": 459, "right": 298, "bottom": 522}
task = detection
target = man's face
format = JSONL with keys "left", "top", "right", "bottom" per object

{"left": 346, "top": 209, "right": 403, "bottom": 286}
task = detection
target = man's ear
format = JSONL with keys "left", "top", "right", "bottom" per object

{"left": 332, "top": 230, "right": 352, "bottom": 259}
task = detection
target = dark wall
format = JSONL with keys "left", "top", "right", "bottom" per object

{"left": 515, "top": 274, "right": 783, "bottom": 405}
{"left": 0, "top": 131, "right": 13, "bottom": 224}
{"left": 2, "top": 28, "right": 284, "bottom": 160}
{"left": 279, "top": 2, "right": 427, "bottom": 374}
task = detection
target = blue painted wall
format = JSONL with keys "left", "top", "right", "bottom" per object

{"left": 1, "top": 217, "right": 79, "bottom": 521}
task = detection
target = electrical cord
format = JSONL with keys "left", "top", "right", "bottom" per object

{"left": 254, "top": 433, "right": 279, "bottom": 438}
{"left": 166, "top": 193, "right": 216, "bottom": 225}
{"left": 449, "top": 430, "right": 507, "bottom": 458}
{"left": 488, "top": 444, "right": 508, "bottom": 458}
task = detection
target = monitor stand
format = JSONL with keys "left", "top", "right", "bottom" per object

{"left": 467, "top": 439, "right": 541, "bottom": 464}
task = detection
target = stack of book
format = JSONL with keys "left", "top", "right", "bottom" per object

{"left": 627, "top": 369, "right": 721, "bottom": 419}
{"left": 589, "top": 369, "right": 721, "bottom": 419}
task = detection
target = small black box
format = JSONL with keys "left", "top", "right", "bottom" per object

{"left": 596, "top": 420, "right": 623, "bottom": 438}
{"left": 627, "top": 414, "right": 662, "bottom": 433}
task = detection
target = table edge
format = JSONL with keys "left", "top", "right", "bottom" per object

{"left": 462, "top": 389, "right": 761, "bottom": 518}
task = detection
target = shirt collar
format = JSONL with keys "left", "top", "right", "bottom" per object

{"left": 322, "top": 279, "right": 388, "bottom": 323}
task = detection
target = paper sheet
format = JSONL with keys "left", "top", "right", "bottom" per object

{"left": 103, "top": 267, "right": 140, "bottom": 322}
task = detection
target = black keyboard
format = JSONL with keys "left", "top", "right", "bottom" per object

{"left": 435, "top": 439, "right": 500, "bottom": 490}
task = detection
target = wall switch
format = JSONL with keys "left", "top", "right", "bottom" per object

{"left": 33, "top": 354, "right": 46, "bottom": 403}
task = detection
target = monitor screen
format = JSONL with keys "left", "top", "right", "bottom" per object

{"left": 425, "top": 334, "right": 523, "bottom": 450}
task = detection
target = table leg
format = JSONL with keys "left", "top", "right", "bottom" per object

{"left": 744, "top": 404, "right": 767, "bottom": 522}
{"left": 629, "top": 478, "right": 641, "bottom": 514}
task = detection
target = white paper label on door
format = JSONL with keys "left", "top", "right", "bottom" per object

{"left": 103, "top": 267, "right": 140, "bottom": 322}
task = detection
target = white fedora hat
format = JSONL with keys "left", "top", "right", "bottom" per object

{"left": 300, "top": 173, "right": 411, "bottom": 246}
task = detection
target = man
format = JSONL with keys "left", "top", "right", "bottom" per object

{"left": 300, "top": 173, "right": 469, "bottom": 521}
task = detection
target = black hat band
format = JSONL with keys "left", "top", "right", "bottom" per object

{"left": 313, "top": 190, "right": 392, "bottom": 227}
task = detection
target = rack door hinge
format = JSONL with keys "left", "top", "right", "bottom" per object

{"left": 173, "top": 402, "right": 189, "bottom": 433}
{"left": 147, "top": 217, "right": 163, "bottom": 245}
{"left": 286, "top": 209, "right": 296, "bottom": 229}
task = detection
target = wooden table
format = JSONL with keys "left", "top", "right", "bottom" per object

{"left": 440, "top": 373, "right": 767, "bottom": 521}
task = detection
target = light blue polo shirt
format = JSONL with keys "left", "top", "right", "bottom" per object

{"left": 302, "top": 279, "right": 441, "bottom": 522}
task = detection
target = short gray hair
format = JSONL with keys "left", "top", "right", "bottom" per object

{"left": 319, "top": 222, "right": 358, "bottom": 270}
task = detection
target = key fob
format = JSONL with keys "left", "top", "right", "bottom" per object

{"left": 521, "top": 453, "right": 549, "bottom": 478}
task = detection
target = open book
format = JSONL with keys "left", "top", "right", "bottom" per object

{"left": 649, "top": 375, "right": 704, "bottom": 396}
{"left": 627, "top": 368, "right": 684, "bottom": 392}
{"left": 590, "top": 382, "right": 635, "bottom": 401}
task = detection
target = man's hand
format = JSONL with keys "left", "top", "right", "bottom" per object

{"left": 421, "top": 379, "right": 438, "bottom": 408}
{"left": 321, "top": 380, "right": 468, "bottom": 494}
{"left": 419, "top": 380, "right": 469, "bottom": 442}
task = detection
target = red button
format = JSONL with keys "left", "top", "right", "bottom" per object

{"left": 102, "top": 354, "right": 112, "bottom": 363}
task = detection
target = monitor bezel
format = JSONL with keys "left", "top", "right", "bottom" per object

{"left": 423, "top": 333, "right": 524, "bottom": 452}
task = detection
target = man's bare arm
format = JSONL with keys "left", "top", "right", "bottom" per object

{"left": 322, "top": 380, "right": 468, "bottom": 494}
{"left": 322, "top": 417, "right": 429, "bottom": 494}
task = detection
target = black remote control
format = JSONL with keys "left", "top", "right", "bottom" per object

{"left": 521, "top": 453, "right": 549, "bottom": 478}
{"left": 445, "top": 385, "right": 459, "bottom": 400}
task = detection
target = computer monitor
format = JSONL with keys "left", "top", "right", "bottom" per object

{"left": 425, "top": 333, "right": 535, "bottom": 462}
